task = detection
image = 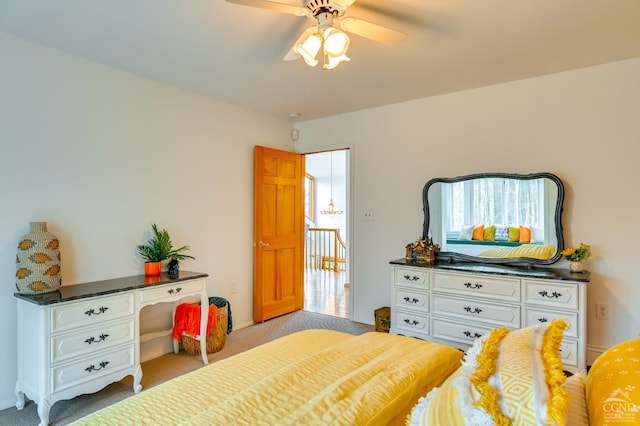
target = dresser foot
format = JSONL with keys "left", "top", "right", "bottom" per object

{"left": 14, "top": 382, "right": 25, "bottom": 410}
{"left": 133, "top": 364, "right": 143, "bottom": 393}
{"left": 37, "top": 398, "right": 51, "bottom": 426}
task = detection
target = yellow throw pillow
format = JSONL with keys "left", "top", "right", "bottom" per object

{"left": 586, "top": 338, "right": 640, "bottom": 425}
{"left": 407, "top": 320, "right": 570, "bottom": 425}
{"left": 472, "top": 225, "right": 484, "bottom": 241}
{"left": 483, "top": 225, "right": 495, "bottom": 241}
{"left": 508, "top": 226, "right": 520, "bottom": 242}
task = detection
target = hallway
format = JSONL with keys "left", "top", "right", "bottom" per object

{"left": 303, "top": 269, "right": 349, "bottom": 319}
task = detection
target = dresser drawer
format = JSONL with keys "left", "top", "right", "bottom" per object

{"left": 51, "top": 344, "right": 135, "bottom": 394}
{"left": 431, "top": 318, "right": 499, "bottom": 346}
{"left": 394, "top": 267, "right": 429, "bottom": 289}
{"left": 394, "top": 289, "right": 429, "bottom": 312}
{"left": 432, "top": 271, "right": 520, "bottom": 302}
{"left": 393, "top": 308, "right": 429, "bottom": 336}
{"left": 523, "top": 308, "right": 579, "bottom": 339}
{"left": 51, "top": 318, "right": 135, "bottom": 364}
{"left": 431, "top": 294, "right": 520, "bottom": 327}
{"left": 524, "top": 280, "right": 579, "bottom": 310}
{"left": 51, "top": 293, "right": 135, "bottom": 334}
{"left": 139, "top": 279, "right": 206, "bottom": 304}
{"left": 559, "top": 339, "right": 579, "bottom": 367}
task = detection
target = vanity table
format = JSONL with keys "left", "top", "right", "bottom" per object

{"left": 14, "top": 270, "right": 208, "bottom": 426}
{"left": 389, "top": 259, "right": 589, "bottom": 372}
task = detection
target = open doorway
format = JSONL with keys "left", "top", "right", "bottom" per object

{"left": 303, "top": 149, "right": 349, "bottom": 319}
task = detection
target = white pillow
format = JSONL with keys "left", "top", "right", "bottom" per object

{"left": 459, "top": 225, "right": 475, "bottom": 240}
{"left": 531, "top": 226, "right": 545, "bottom": 244}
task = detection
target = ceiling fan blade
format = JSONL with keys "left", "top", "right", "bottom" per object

{"left": 226, "top": 0, "right": 308, "bottom": 16}
{"left": 331, "top": 0, "right": 357, "bottom": 10}
{"left": 283, "top": 26, "right": 317, "bottom": 61}
{"left": 339, "top": 17, "right": 407, "bottom": 45}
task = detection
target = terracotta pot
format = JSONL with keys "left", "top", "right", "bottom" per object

{"left": 144, "top": 261, "right": 161, "bottom": 276}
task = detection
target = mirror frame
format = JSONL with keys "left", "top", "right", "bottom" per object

{"left": 422, "top": 172, "right": 565, "bottom": 266}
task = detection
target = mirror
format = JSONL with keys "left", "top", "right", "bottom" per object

{"left": 423, "top": 172, "right": 565, "bottom": 266}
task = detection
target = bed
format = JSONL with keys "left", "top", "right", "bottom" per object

{"left": 71, "top": 329, "right": 463, "bottom": 425}
{"left": 478, "top": 243, "right": 557, "bottom": 260}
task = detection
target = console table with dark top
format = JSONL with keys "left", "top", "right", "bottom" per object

{"left": 14, "top": 270, "right": 209, "bottom": 426}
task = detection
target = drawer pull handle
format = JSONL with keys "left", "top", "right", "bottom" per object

{"left": 463, "top": 282, "right": 483, "bottom": 289}
{"left": 538, "top": 290, "right": 562, "bottom": 299}
{"left": 85, "top": 361, "right": 109, "bottom": 373}
{"left": 84, "top": 306, "right": 109, "bottom": 316}
{"left": 403, "top": 297, "right": 420, "bottom": 304}
{"left": 538, "top": 317, "right": 548, "bottom": 323}
{"left": 167, "top": 287, "right": 183, "bottom": 294}
{"left": 463, "top": 306, "right": 483, "bottom": 314}
{"left": 85, "top": 333, "right": 109, "bottom": 344}
{"left": 403, "top": 318, "right": 420, "bottom": 326}
{"left": 403, "top": 275, "right": 420, "bottom": 282}
{"left": 463, "top": 331, "right": 482, "bottom": 339}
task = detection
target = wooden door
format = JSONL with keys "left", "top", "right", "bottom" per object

{"left": 253, "top": 146, "right": 304, "bottom": 322}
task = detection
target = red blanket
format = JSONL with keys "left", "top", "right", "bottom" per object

{"left": 172, "top": 303, "right": 217, "bottom": 342}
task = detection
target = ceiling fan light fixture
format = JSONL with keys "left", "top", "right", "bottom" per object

{"left": 295, "top": 33, "right": 323, "bottom": 66}
{"left": 322, "top": 27, "right": 349, "bottom": 56}
{"left": 323, "top": 52, "right": 350, "bottom": 70}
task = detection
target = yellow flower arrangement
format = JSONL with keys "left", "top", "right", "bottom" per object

{"left": 561, "top": 243, "right": 591, "bottom": 262}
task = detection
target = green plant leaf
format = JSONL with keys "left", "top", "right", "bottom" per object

{"left": 136, "top": 223, "right": 195, "bottom": 262}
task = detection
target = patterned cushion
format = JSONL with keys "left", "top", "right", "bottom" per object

{"left": 494, "top": 225, "right": 509, "bottom": 241}
{"left": 586, "top": 338, "right": 640, "bottom": 425}
{"left": 407, "top": 320, "right": 570, "bottom": 425}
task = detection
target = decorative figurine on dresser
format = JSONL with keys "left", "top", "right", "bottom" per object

{"left": 390, "top": 172, "right": 590, "bottom": 373}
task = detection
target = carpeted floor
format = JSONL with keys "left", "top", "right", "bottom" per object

{"left": 1, "top": 310, "right": 374, "bottom": 426}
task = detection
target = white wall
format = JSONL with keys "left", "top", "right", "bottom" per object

{"left": 296, "top": 57, "right": 640, "bottom": 362}
{"left": 0, "top": 32, "right": 293, "bottom": 409}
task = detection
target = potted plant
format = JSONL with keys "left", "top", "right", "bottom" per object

{"left": 137, "top": 223, "right": 194, "bottom": 276}
{"left": 561, "top": 242, "right": 591, "bottom": 272}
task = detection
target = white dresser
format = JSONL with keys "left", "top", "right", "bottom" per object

{"left": 390, "top": 259, "right": 589, "bottom": 372}
{"left": 14, "top": 271, "right": 208, "bottom": 426}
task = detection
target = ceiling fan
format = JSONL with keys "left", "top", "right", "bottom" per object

{"left": 226, "top": 0, "right": 407, "bottom": 70}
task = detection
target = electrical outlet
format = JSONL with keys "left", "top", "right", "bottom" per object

{"left": 363, "top": 210, "right": 374, "bottom": 221}
{"left": 230, "top": 282, "right": 238, "bottom": 294}
{"left": 596, "top": 303, "right": 609, "bottom": 320}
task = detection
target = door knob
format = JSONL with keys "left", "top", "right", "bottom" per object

{"left": 257, "top": 241, "right": 270, "bottom": 247}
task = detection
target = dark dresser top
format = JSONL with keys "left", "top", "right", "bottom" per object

{"left": 389, "top": 258, "right": 590, "bottom": 282}
{"left": 14, "top": 270, "right": 209, "bottom": 306}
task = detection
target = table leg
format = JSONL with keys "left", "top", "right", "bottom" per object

{"left": 200, "top": 292, "right": 208, "bottom": 365}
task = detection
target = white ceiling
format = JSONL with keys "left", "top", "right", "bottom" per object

{"left": 1, "top": 1, "right": 639, "bottom": 122}
{"left": 306, "top": 149, "right": 346, "bottom": 178}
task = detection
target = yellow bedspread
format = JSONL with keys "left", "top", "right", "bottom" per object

{"left": 72, "top": 329, "right": 462, "bottom": 425}
{"left": 479, "top": 243, "right": 557, "bottom": 260}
